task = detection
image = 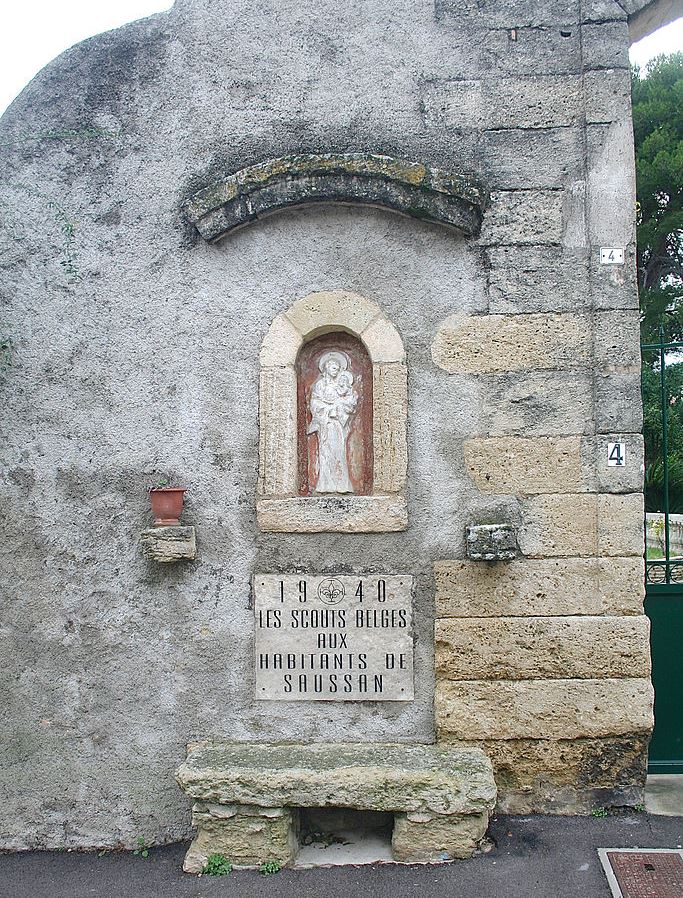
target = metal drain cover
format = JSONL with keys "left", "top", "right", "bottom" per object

{"left": 598, "top": 849, "right": 683, "bottom": 898}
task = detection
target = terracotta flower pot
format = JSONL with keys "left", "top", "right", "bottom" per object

{"left": 149, "top": 488, "right": 186, "bottom": 526}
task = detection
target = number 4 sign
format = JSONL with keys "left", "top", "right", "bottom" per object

{"left": 607, "top": 442, "right": 626, "bottom": 466}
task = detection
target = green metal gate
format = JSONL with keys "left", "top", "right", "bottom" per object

{"left": 642, "top": 330, "right": 683, "bottom": 773}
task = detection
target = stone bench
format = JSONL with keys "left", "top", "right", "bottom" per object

{"left": 175, "top": 742, "right": 497, "bottom": 870}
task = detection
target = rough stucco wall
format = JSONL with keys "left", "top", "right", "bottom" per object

{"left": 0, "top": 0, "right": 648, "bottom": 847}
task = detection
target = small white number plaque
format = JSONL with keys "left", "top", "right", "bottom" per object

{"left": 607, "top": 442, "right": 626, "bottom": 467}
{"left": 600, "top": 247, "right": 625, "bottom": 265}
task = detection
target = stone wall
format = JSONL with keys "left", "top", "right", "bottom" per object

{"left": 0, "top": 0, "right": 650, "bottom": 848}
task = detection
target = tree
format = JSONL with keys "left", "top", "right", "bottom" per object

{"left": 633, "top": 54, "right": 683, "bottom": 513}
{"left": 632, "top": 53, "right": 683, "bottom": 343}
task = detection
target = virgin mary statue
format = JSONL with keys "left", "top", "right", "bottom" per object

{"left": 307, "top": 350, "right": 358, "bottom": 494}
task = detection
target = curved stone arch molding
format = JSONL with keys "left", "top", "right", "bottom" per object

{"left": 257, "top": 290, "right": 408, "bottom": 533}
{"left": 184, "top": 153, "right": 488, "bottom": 243}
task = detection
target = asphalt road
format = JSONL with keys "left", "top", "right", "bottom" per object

{"left": 1, "top": 813, "right": 681, "bottom": 898}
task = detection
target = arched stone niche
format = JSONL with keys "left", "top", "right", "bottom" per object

{"left": 257, "top": 290, "right": 407, "bottom": 533}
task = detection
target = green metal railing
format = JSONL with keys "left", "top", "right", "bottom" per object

{"left": 642, "top": 327, "right": 683, "bottom": 584}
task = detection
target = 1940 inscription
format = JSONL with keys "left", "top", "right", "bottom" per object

{"left": 254, "top": 574, "right": 414, "bottom": 701}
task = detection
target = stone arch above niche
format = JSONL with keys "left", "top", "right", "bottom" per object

{"left": 184, "top": 153, "right": 488, "bottom": 243}
{"left": 257, "top": 290, "right": 407, "bottom": 533}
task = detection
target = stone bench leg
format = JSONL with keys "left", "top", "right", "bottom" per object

{"left": 391, "top": 811, "right": 490, "bottom": 863}
{"left": 183, "top": 802, "right": 298, "bottom": 872}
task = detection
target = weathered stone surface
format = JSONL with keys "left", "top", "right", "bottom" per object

{"left": 479, "top": 372, "right": 594, "bottom": 436}
{"left": 259, "top": 314, "right": 302, "bottom": 367}
{"left": 464, "top": 436, "right": 585, "bottom": 494}
{"left": 581, "top": 21, "right": 630, "bottom": 70}
{"left": 587, "top": 122, "right": 636, "bottom": 247}
{"left": 584, "top": 69, "right": 633, "bottom": 125}
{"left": 140, "top": 526, "right": 196, "bottom": 562}
{"left": 487, "top": 245, "right": 590, "bottom": 314}
{"left": 479, "top": 190, "right": 565, "bottom": 245}
{"left": 285, "top": 289, "right": 381, "bottom": 339}
{"left": 434, "top": 556, "right": 645, "bottom": 618}
{"left": 592, "top": 433, "right": 644, "bottom": 494}
{"left": 465, "top": 524, "right": 518, "bottom": 561}
{"left": 183, "top": 803, "right": 297, "bottom": 872}
{"left": 372, "top": 363, "right": 408, "bottom": 493}
{"left": 184, "top": 154, "right": 488, "bottom": 242}
{"left": 432, "top": 313, "right": 590, "bottom": 374}
{"left": 360, "top": 315, "right": 405, "bottom": 364}
{"left": 421, "top": 76, "right": 582, "bottom": 130}
{"left": 257, "top": 495, "right": 408, "bottom": 532}
{"left": 462, "top": 434, "right": 642, "bottom": 495}
{"left": 436, "top": 678, "right": 654, "bottom": 740}
{"left": 435, "top": 616, "right": 651, "bottom": 680}
{"left": 435, "top": 0, "right": 581, "bottom": 28}
{"left": 439, "top": 735, "right": 649, "bottom": 815}
{"left": 176, "top": 742, "right": 497, "bottom": 816}
{"left": 482, "top": 126, "right": 583, "bottom": 189}
{"left": 595, "top": 371, "right": 644, "bottom": 432}
{"left": 391, "top": 811, "right": 489, "bottom": 862}
{"left": 594, "top": 310, "right": 641, "bottom": 373}
{"left": 518, "top": 493, "right": 644, "bottom": 557}
{"left": 258, "top": 366, "right": 297, "bottom": 497}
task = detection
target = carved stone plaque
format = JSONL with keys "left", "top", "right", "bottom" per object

{"left": 254, "top": 574, "right": 414, "bottom": 701}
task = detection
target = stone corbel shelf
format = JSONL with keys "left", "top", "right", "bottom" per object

{"left": 183, "top": 153, "right": 489, "bottom": 242}
{"left": 141, "top": 526, "right": 196, "bottom": 562}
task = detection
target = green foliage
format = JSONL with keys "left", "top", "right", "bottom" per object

{"left": 632, "top": 54, "right": 683, "bottom": 343}
{"left": 258, "top": 860, "right": 281, "bottom": 875}
{"left": 641, "top": 359, "right": 683, "bottom": 512}
{"left": 202, "top": 853, "right": 232, "bottom": 876}
{"left": 591, "top": 807, "right": 608, "bottom": 818}
{"left": 635, "top": 57, "right": 683, "bottom": 514}
{"left": 133, "top": 837, "right": 149, "bottom": 858}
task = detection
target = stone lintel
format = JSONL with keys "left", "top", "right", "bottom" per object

{"left": 257, "top": 495, "right": 408, "bottom": 532}
{"left": 141, "top": 526, "right": 196, "bottom": 562}
{"left": 184, "top": 154, "right": 488, "bottom": 242}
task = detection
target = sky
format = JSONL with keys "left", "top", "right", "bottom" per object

{"left": 0, "top": 2, "right": 681, "bottom": 117}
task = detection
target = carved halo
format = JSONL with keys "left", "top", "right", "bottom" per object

{"left": 317, "top": 350, "right": 350, "bottom": 373}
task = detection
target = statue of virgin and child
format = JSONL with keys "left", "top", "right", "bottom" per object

{"left": 307, "top": 350, "right": 359, "bottom": 494}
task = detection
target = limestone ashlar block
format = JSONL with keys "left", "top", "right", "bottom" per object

{"left": 435, "top": 678, "right": 654, "bottom": 741}
{"left": 259, "top": 314, "right": 302, "bottom": 367}
{"left": 584, "top": 69, "right": 633, "bottom": 126}
{"left": 482, "top": 126, "right": 584, "bottom": 191}
{"left": 486, "top": 245, "right": 591, "bottom": 315}
{"left": 592, "top": 434, "right": 644, "bottom": 495}
{"left": 372, "top": 363, "right": 408, "bottom": 493}
{"left": 257, "top": 495, "right": 407, "bottom": 533}
{"left": 140, "top": 526, "right": 196, "bottom": 562}
{"left": 434, "top": 615, "right": 651, "bottom": 680}
{"left": 480, "top": 371, "right": 593, "bottom": 436}
{"left": 183, "top": 802, "right": 297, "bottom": 872}
{"left": 478, "top": 190, "right": 564, "bottom": 245}
{"left": 360, "top": 315, "right": 405, "bottom": 364}
{"left": 420, "top": 75, "right": 582, "bottom": 130}
{"left": 442, "top": 735, "right": 649, "bottom": 815}
{"left": 432, "top": 313, "right": 590, "bottom": 374}
{"left": 434, "top": 557, "right": 645, "bottom": 618}
{"left": 464, "top": 436, "right": 585, "bottom": 495}
{"left": 258, "top": 365, "right": 297, "bottom": 497}
{"left": 517, "top": 493, "right": 644, "bottom": 558}
{"left": 176, "top": 742, "right": 497, "bottom": 817}
{"left": 285, "top": 289, "right": 382, "bottom": 339}
{"left": 392, "top": 811, "right": 489, "bottom": 863}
